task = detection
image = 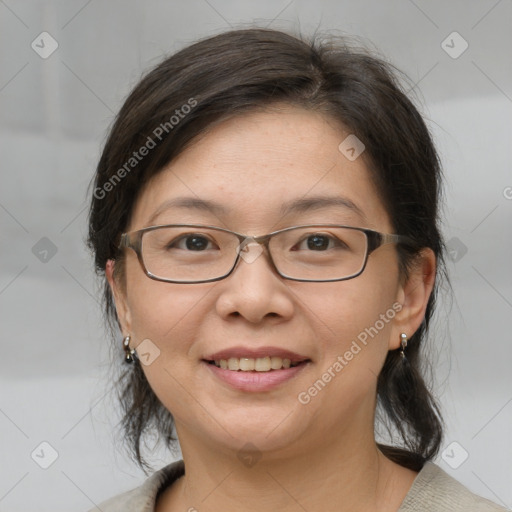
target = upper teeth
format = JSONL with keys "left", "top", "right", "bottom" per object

{"left": 213, "top": 356, "right": 298, "bottom": 372}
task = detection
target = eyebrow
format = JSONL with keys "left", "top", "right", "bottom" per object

{"left": 147, "top": 197, "right": 229, "bottom": 225}
{"left": 147, "top": 194, "right": 366, "bottom": 225}
{"left": 279, "top": 195, "right": 367, "bottom": 222}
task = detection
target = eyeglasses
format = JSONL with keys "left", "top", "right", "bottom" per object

{"left": 118, "top": 224, "right": 413, "bottom": 284}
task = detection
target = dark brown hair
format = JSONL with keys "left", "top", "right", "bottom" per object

{"left": 88, "top": 28, "right": 446, "bottom": 473}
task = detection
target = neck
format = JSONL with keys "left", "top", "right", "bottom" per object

{"left": 157, "top": 424, "right": 417, "bottom": 512}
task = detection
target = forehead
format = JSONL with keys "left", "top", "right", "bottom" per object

{"left": 130, "top": 106, "right": 391, "bottom": 232}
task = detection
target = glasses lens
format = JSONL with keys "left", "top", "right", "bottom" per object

{"left": 140, "top": 225, "right": 368, "bottom": 282}
{"left": 270, "top": 226, "right": 368, "bottom": 281}
{"left": 141, "top": 226, "right": 238, "bottom": 282}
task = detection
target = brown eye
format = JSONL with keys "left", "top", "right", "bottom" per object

{"left": 306, "top": 235, "right": 331, "bottom": 250}
{"left": 294, "top": 233, "right": 347, "bottom": 252}
{"left": 169, "top": 234, "right": 216, "bottom": 251}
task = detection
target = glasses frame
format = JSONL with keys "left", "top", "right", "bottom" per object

{"left": 118, "top": 224, "right": 414, "bottom": 284}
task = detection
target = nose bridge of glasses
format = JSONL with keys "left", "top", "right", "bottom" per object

{"left": 233, "top": 234, "right": 276, "bottom": 268}
{"left": 236, "top": 234, "right": 270, "bottom": 251}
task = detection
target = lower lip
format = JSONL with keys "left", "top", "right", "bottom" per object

{"left": 203, "top": 361, "right": 309, "bottom": 392}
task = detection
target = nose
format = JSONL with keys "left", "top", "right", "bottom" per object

{"left": 215, "top": 242, "right": 294, "bottom": 324}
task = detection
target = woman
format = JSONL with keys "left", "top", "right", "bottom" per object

{"left": 87, "top": 28, "right": 506, "bottom": 511}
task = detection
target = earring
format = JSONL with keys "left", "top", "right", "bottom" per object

{"left": 123, "top": 335, "right": 137, "bottom": 363}
{"left": 400, "top": 333, "right": 408, "bottom": 358}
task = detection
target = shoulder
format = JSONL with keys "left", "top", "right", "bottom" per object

{"left": 87, "top": 459, "right": 185, "bottom": 512}
{"left": 399, "top": 462, "right": 509, "bottom": 511}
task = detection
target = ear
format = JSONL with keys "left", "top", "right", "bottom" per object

{"left": 106, "top": 259, "right": 132, "bottom": 336}
{"left": 389, "top": 248, "right": 436, "bottom": 350}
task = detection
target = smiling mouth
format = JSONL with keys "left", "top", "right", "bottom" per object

{"left": 205, "top": 356, "right": 310, "bottom": 372}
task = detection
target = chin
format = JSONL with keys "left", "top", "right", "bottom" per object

{"left": 204, "top": 409, "right": 307, "bottom": 454}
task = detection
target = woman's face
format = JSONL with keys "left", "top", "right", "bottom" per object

{"left": 110, "top": 106, "right": 420, "bottom": 458}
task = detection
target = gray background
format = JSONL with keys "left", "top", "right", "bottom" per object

{"left": 0, "top": 1, "right": 511, "bottom": 511}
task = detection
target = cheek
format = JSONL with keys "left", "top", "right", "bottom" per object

{"left": 292, "top": 274, "right": 399, "bottom": 417}
{"left": 124, "top": 257, "right": 210, "bottom": 355}
{"left": 298, "top": 262, "right": 400, "bottom": 366}
{"left": 124, "top": 273, "right": 213, "bottom": 415}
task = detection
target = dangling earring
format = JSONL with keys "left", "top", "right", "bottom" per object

{"left": 400, "top": 333, "right": 408, "bottom": 359}
{"left": 123, "top": 335, "right": 137, "bottom": 363}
